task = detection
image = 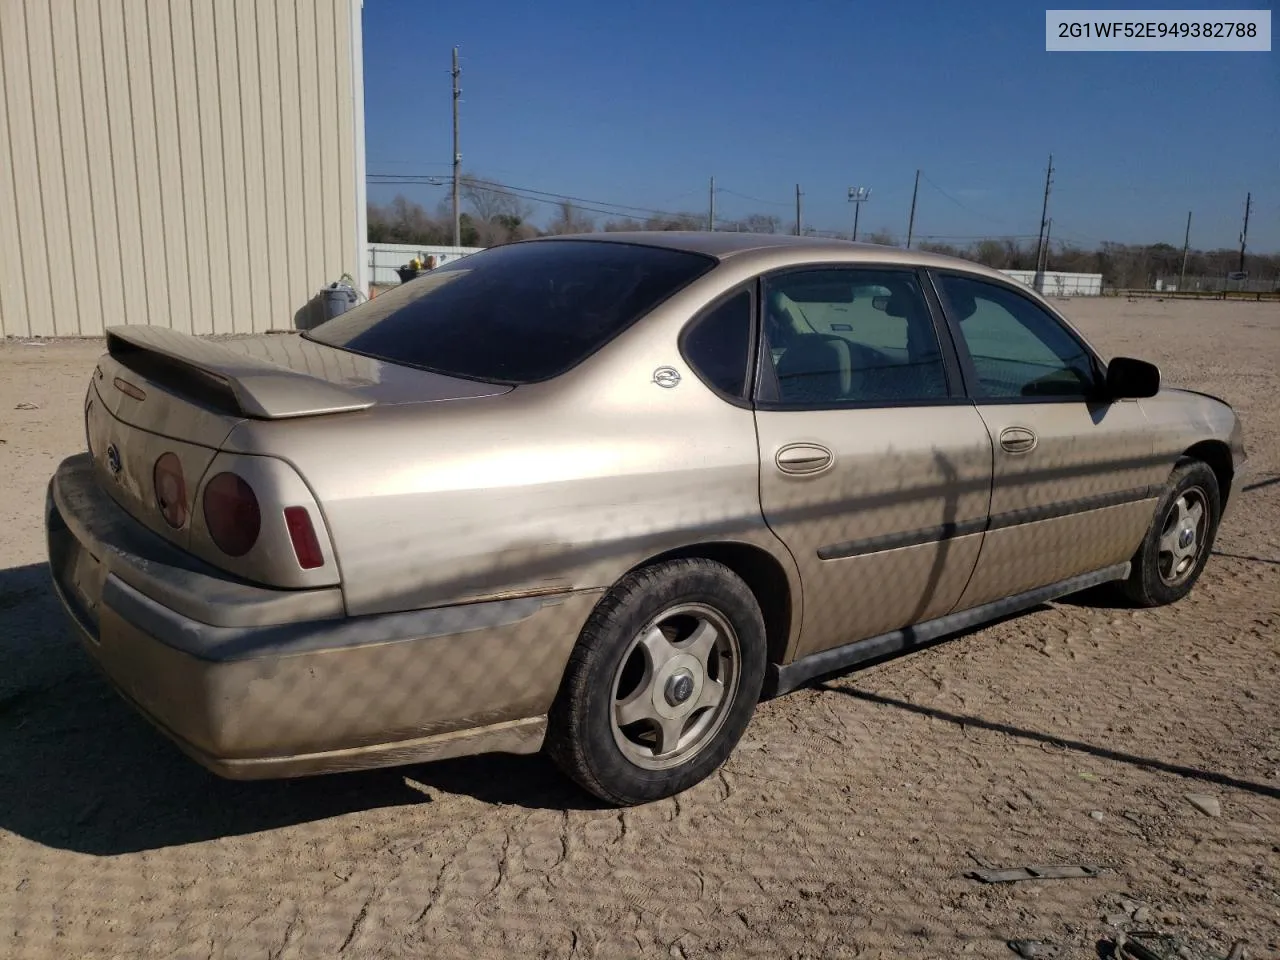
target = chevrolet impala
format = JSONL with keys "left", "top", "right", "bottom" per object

{"left": 46, "top": 233, "right": 1247, "bottom": 804}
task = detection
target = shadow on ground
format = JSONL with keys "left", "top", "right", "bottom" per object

{"left": 7, "top": 555, "right": 1264, "bottom": 858}
{"left": 0, "top": 563, "right": 594, "bottom": 857}
{"left": 820, "top": 684, "right": 1280, "bottom": 800}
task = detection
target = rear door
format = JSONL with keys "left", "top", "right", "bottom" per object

{"left": 752, "top": 266, "right": 994, "bottom": 661}
{"left": 931, "top": 271, "right": 1161, "bottom": 611}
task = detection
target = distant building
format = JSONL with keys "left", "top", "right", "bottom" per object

{"left": 367, "top": 244, "right": 486, "bottom": 287}
{"left": 1001, "top": 270, "right": 1103, "bottom": 297}
{"left": 0, "top": 0, "right": 367, "bottom": 337}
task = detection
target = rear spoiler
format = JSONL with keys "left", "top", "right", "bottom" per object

{"left": 105, "top": 326, "right": 374, "bottom": 420}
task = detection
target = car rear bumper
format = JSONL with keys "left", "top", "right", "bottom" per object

{"left": 46, "top": 454, "right": 600, "bottom": 779}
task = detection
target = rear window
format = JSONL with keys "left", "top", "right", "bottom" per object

{"left": 305, "top": 240, "right": 717, "bottom": 384}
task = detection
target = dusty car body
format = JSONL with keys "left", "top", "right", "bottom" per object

{"left": 46, "top": 233, "right": 1247, "bottom": 804}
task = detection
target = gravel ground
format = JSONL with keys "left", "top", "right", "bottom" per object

{"left": 0, "top": 298, "right": 1276, "bottom": 959}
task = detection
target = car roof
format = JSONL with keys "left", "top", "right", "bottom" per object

{"left": 533, "top": 231, "right": 1017, "bottom": 282}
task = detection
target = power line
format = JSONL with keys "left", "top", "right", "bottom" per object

{"left": 657, "top": 186, "right": 706, "bottom": 204}
{"left": 918, "top": 172, "right": 1007, "bottom": 225}
{"left": 368, "top": 159, "right": 452, "bottom": 167}
{"left": 1048, "top": 223, "right": 1105, "bottom": 246}
{"left": 915, "top": 233, "right": 1040, "bottom": 241}
{"left": 370, "top": 173, "right": 706, "bottom": 221}
{"left": 717, "top": 187, "right": 792, "bottom": 208}
{"left": 373, "top": 172, "right": 876, "bottom": 234}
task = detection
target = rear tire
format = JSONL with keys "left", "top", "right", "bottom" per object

{"left": 1120, "top": 459, "right": 1220, "bottom": 607}
{"left": 547, "top": 559, "right": 766, "bottom": 806}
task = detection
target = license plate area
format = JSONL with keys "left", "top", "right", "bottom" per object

{"left": 48, "top": 506, "right": 105, "bottom": 640}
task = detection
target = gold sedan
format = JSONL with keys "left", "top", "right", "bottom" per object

{"left": 46, "top": 233, "right": 1247, "bottom": 804}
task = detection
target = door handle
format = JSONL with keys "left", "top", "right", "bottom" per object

{"left": 998, "top": 426, "right": 1038, "bottom": 454}
{"left": 776, "top": 443, "right": 834, "bottom": 476}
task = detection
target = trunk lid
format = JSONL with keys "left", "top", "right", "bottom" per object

{"left": 88, "top": 326, "right": 513, "bottom": 551}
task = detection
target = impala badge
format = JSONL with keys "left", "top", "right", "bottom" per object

{"left": 652, "top": 366, "right": 681, "bottom": 389}
{"left": 106, "top": 443, "right": 123, "bottom": 477}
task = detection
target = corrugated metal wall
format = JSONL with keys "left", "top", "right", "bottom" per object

{"left": 0, "top": 0, "right": 365, "bottom": 338}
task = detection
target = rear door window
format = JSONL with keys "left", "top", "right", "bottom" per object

{"left": 760, "top": 269, "right": 950, "bottom": 405}
{"left": 306, "top": 240, "right": 716, "bottom": 383}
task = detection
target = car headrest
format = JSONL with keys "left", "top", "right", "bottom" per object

{"left": 949, "top": 290, "right": 978, "bottom": 322}
{"left": 883, "top": 292, "right": 913, "bottom": 319}
{"left": 774, "top": 335, "right": 852, "bottom": 399}
{"left": 885, "top": 286, "right": 932, "bottom": 321}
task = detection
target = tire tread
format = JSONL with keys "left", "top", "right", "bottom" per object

{"left": 547, "top": 559, "right": 765, "bottom": 806}
{"left": 1120, "top": 458, "right": 1220, "bottom": 608}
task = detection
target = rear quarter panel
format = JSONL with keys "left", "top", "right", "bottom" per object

{"left": 223, "top": 272, "right": 803, "bottom": 640}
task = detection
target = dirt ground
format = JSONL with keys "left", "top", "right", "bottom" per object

{"left": 0, "top": 298, "right": 1276, "bottom": 959}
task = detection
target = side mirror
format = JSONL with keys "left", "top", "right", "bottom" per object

{"left": 1105, "top": 357, "right": 1160, "bottom": 399}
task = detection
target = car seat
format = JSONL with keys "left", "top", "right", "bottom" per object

{"left": 773, "top": 334, "right": 852, "bottom": 403}
{"left": 882, "top": 288, "right": 946, "bottom": 399}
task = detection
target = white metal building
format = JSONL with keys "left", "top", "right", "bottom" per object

{"left": 0, "top": 0, "right": 367, "bottom": 338}
{"left": 367, "top": 243, "right": 485, "bottom": 286}
{"left": 1001, "top": 269, "right": 1104, "bottom": 297}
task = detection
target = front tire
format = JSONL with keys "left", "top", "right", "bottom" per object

{"left": 547, "top": 559, "right": 766, "bottom": 806}
{"left": 1121, "top": 459, "right": 1220, "bottom": 607}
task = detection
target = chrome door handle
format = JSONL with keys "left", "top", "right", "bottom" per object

{"left": 776, "top": 443, "right": 834, "bottom": 475}
{"left": 999, "top": 426, "right": 1038, "bottom": 454}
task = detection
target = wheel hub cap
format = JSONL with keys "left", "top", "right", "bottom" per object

{"left": 652, "top": 654, "right": 704, "bottom": 720}
{"left": 1158, "top": 487, "right": 1208, "bottom": 586}
{"left": 665, "top": 670, "right": 695, "bottom": 706}
{"left": 609, "top": 604, "right": 742, "bottom": 770}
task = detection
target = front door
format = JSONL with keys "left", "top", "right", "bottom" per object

{"left": 932, "top": 271, "right": 1162, "bottom": 610}
{"left": 753, "top": 266, "right": 994, "bottom": 661}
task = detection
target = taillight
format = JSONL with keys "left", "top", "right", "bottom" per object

{"left": 284, "top": 506, "right": 324, "bottom": 569}
{"left": 153, "top": 453, "right": 188, "bottom": 528}
{"left": 203, "top": 472, "right": 261, "bottom": 557}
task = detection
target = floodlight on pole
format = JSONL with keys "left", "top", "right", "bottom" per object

{"left": 847, "top": 186, "right": 871, "bottom": 241}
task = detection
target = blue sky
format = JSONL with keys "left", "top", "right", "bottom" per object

{"left": 362, "top": 0, "right": 1278, "bottom": 251}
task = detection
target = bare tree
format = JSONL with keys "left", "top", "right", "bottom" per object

{"left": 545, "top": 201, "right": 595, "bottom": 235}
{"left": 742, "top": 213, "right": 781, "bottom": 234}
{"left": 642, "top": 212, "right": 703, "bottom": 231}
{"left": 367, "top": 195, "right": 449, "bottom": 245}
{"left": 460, "top": 174, "right": 533, "bottom": 225}
{"left": 918, "top": 241, "right": 960, "bottom": 256}
{"left": 865, "top": 229, "right": 897, "bottom": 246}
{"left": 718, "top": 213, "right": 782, "bottom": 233}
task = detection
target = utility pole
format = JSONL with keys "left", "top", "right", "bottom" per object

{"left": 1033, "top": 154, "right": 1054, "bottom": 292}
{"left": 451, "top": 46, "right": 461, "bottom": 248}
{"left": 1179, "top": 210, "right": 1192, "bottom": 291}
{"left": 905, "top": 169, "right": 920, "bottom": 249}
{"left": 848, "top": 186, "right": 871, "bottom": 241}
{"left": 1238, "top": 192, "right": 1252, "bottom": 275}
{"left": 708, "top": 177, "right": 715, "bottom": 231}
{"left": 1042, "top": 218, "right": 1052, "bottom": 273}
{"left": 795, "top": 184, "right": 802, "bottom": 236}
